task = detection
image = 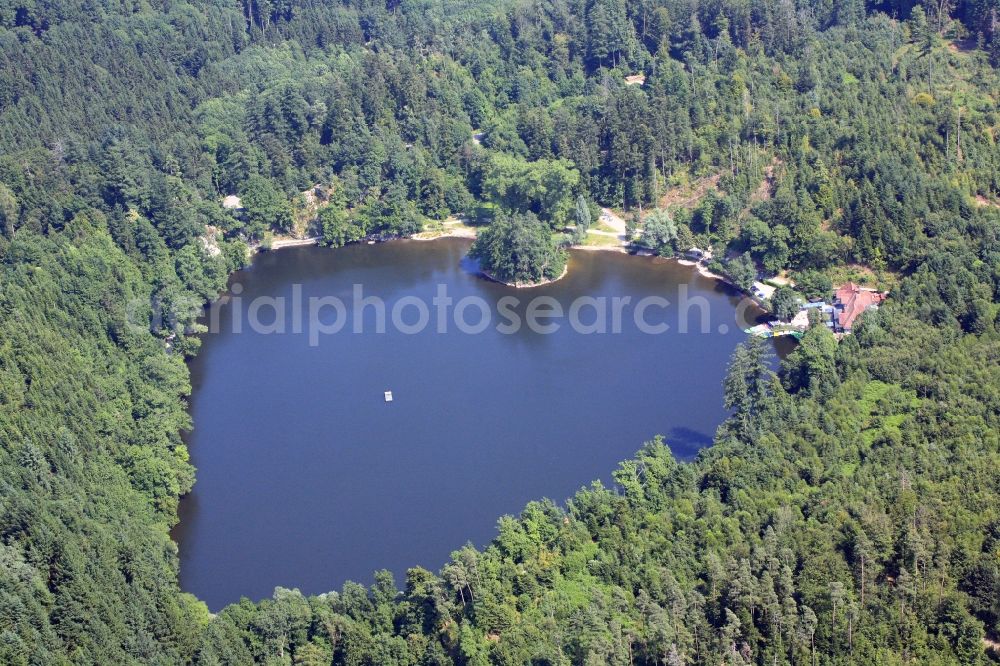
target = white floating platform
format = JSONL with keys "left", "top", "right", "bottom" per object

{"left": 384, "top": 391, "right": 393, "bottom": 402}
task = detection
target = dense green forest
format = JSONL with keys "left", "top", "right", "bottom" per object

{"left": 1, "top": 0, "right": 1000, "bottom": 662}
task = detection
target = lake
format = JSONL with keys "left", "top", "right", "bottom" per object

{"left": 174, "top": 238, "right": 791, "bottom": 610}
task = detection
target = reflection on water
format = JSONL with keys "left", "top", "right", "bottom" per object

{"left": 174, "top": 238, "right": 791, "bottom": 610}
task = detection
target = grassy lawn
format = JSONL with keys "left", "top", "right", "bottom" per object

{"left": 823, "top": 264, "right": 900, "bottom": 291}
{"left": 415, "top": 218, "right": 478, "bottom": 239}
{"left": 590, "top": 222, "right": 619, "bottom": 234}
{"left": 581, "top": 233, "right": 623, "bottom": 247}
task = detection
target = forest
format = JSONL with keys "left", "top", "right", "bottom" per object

{"left": 1, "top": 0, "right": 1000, "bottom": 663}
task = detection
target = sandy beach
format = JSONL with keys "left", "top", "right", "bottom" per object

{"left": 268, "top": 236, "right": 321, "bottom": 250}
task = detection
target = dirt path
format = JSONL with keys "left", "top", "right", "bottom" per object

{"left": 587, "top": 228, "right": 621, "bottom": 238}
{"left": 598, "top": 208, "right": 628, "bottom": 235}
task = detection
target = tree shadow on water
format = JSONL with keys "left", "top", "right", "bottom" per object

{"left": 665, "top": 427, "right": 714, "bottom": 461}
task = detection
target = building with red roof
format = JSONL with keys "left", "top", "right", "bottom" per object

{"left": 833, "top": 282, "right": 886, "bottom": 333}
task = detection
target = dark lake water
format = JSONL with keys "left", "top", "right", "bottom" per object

{"left": 174, "top": 238, "right": 791, "bottom": 610}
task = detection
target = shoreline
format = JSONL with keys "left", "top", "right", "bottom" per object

{"left": 252, "top": 228, "right": 764, "bottom": 311}
{"left": 572, "top": 243, "right": 630, "bottom": 254}
{"left": 676, "top": 257, "right": 728, "bottom": 283}
{"left": 480, "top": 263, "right": 570, "bottom": 289}
{"left": 410, "top": 227, "right": 478, "bottom": 242}
{"left": 245, "top": 235, "right": 321, "bottom": 256}
{"left": 265, "top": 236, "right": 322, "bottom": 251}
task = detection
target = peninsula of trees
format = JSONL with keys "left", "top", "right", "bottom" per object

{"left": 469, "top": 212, "right": 567, "bottom": 286}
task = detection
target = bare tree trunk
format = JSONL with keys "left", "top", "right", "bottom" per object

{"left": 861, "top": 554, "right": 865, "bottom": 606}
{"left": 957, "top": 107, "right": 962, "bottom": 162}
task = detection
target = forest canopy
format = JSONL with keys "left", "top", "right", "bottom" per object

{"left": 1, "top": 0, "right": 1000, "bottom": 663}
